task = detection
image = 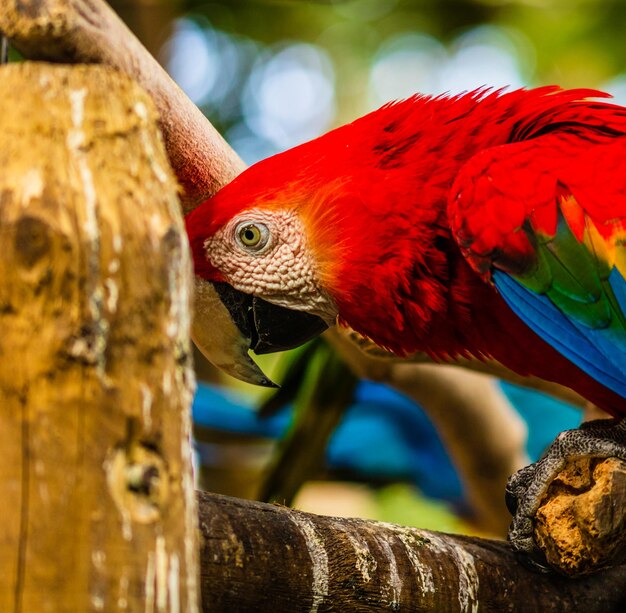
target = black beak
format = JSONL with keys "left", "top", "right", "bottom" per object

{"left": 214, "top": 281, "right": 329, "bottom": 353}
{"left": 191, "top": 279, "right": 329, "bottom": 387}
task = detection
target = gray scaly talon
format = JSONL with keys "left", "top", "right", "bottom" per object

{"left": 506, "top": 418, "right": 626, "bottom": 572}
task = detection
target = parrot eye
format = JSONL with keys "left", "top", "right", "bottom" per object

{"left": 236, "top": 222, "right": 270, "bottom": 251}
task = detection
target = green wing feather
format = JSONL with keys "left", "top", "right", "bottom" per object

{"left": 514, "top": 212, "right": 626, "bottom": 332}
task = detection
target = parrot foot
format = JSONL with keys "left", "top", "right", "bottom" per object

{"left": 506, "top": 418, "right": 626, "bottom": 573}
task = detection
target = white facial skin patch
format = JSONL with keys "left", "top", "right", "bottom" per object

{"left": 204, "top": 208, "right": 338, "bottom": 324}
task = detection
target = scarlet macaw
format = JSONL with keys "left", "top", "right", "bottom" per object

{"left": 185, "top": 87, "right": 626, "bottom": 568}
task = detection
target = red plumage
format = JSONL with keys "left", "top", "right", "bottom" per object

{"left": 186, "top": 87, "right": 626, "bottom": 416}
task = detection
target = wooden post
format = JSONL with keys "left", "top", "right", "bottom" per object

{"left": 0, "top": 63, "right": 199, "bottom": 612}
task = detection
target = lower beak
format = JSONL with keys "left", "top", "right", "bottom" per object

{"left": 191, "top": 278, "right": 329, "bottom": 387}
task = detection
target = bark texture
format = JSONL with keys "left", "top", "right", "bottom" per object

{"left": 0, "top": 63, "right": 199, "bottom": 612}
{"left": 198, "top": 490, "right": 626, "bottom": 612}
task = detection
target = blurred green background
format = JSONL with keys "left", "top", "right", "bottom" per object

{"left": 114, "top": 0, "right": 626, "bottom": 167}
{"left": 107, "top": 0, "right": 615, "bottom": 536}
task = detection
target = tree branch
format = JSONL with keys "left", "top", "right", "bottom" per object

{"left": 0, "top": 0, "right": 246, "bottom": 213}
{"left": 197, "top": 490, "right": 626, "bottom": 612}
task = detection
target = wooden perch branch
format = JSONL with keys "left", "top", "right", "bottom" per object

{"left": 197, "top": 490, "right": 626, "bottom": 612}
{"left": 0, "top": 0, "right": 246, "bottom": 212}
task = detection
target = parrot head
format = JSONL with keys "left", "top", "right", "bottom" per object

{"left": 186, "top": 172, "right": 335, "bottom": 386}
{"left": 186, "top": 141, "right": 347, "bottom": 386}
{"left": 186, "top": 98, "right": 458, "bottom": 386}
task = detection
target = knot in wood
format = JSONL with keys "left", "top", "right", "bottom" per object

{"left": 126, "top": 462, "right": 160, "bottom": 497}
{"left": 106, "top": 442, "right": 170, "bottom": 526}
{"left": 15, "top": 215, "right": 51, "bottom": 268}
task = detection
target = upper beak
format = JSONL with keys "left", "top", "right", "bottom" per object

{"left": 192, "top": 278, "right": 329, "bottom": 387}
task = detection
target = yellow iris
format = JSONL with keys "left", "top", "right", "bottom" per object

{"left": 239, "top": 224, "right": 262, "bottom": 247}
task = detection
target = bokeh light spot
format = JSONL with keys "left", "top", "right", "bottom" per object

{"left": 242, "top": 43, "right": 336, "bottom": 152}
{"left": 440, "top": 26, "right": 529, "bottom": 94}
{"left": 369, "top": 34, "right": 448, "bottom": 107}
{"left": 162, "top": 17, "right": 243, "bottom": 108}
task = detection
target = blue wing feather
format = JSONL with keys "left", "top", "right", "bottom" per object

{"left": 494, "top": 271, "right": 626, "bottom": 398}
{"left": 608, "top": 267, "right": 626, "bottom": 317}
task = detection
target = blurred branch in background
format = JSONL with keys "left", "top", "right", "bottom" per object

{"left": 325, "top": 329, "right": 529, "bottom": 535}
{"left": 330, "top": 327, "right": 591, "bottom": 409}
{"left": 258, "top": 340, "right": 358, "bottom": 505}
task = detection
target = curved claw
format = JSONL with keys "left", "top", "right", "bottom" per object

{"left": 515, "top": 549, "right": 553, "bottom": 574}
{"left": 504, "top": 483, "right": 518, "bottom": 516}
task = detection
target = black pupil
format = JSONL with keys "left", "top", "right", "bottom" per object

{"left": 244, "top": 228, "right": 256, "bottom": 242}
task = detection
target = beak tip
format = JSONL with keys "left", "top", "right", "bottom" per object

{"left": 260, "top": 377, "right": 281, "bottom": 389}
